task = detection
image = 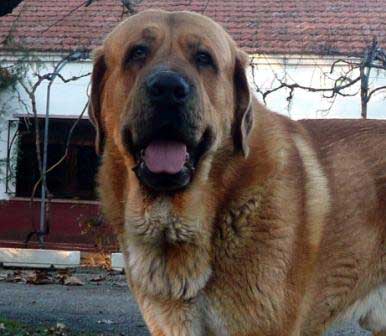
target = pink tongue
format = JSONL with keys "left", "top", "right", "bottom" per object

{"left": 144, "top": 140, "right": 187, "bottom": 174}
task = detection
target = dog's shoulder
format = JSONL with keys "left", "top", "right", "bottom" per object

{"left": 298, "top": 118, "right": 386, "bottom": 148}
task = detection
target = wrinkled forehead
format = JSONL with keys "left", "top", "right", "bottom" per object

{"left": 104, "top": 10, "right": 234, "bottom": 67}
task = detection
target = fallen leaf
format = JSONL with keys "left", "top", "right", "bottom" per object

{"left": 5, "top": 270, "right": 24, "bottom": 283}
{"left": 56, "top": 269, "right": 72, "bottom": 284}
{"left": 97, "top": 319, "right": 114, "bottom": 324}
{"left": 63, "top": 275, "right": 84, "bottom": 286}
{"left": 0, "top": 273, "right": 8, "bottom": 281}
{"left": 90, "top": 275, "right": 106, "bottom": 282}
{"left": 26, "top": 270, "right": 53, "bottom": 285}
{"left": 56, "top": 322, "right": 66, "bottom": 329}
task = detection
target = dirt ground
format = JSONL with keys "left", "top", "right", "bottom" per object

{"left": 0, "top": 268, "right": 370, "bottom": 336}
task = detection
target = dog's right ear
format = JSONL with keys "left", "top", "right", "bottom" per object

{"left": 232, "top": 49, "right": 254, "bottom": 158}
{"left": 88, "top": 47, "right": 107, "bottom": 155}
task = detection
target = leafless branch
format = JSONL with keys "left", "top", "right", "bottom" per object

{"left": 202, "top": 0, "right": 210, "bottom": 13}
{"left": 367, "top": 86, "right": 386, "bottom": 101}
{"left": 261, "top": 76, "right": 361, "bottom": 104}
{"left": 330, "top": 59, "right": 360, "bottom": 74}
{"left": 254, "top": 38, "right": 385, "bottom": 118}
{"left": 56, "top": 72, "right": 91, "bottom": 83}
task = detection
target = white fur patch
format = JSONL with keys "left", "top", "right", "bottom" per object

{"left": 199, "top": 296, "right": 230, "bottom": 336}
{"left": 123, "top": 196, "right": 212, "bottom": 300}
{"left": 125, "top": 242, "right": 212, "bottom": 300}
{"left": 336, "top": 284, "right": 386, "bottom": 333}
{"left": 293, "top": 135, "right": 330, "bottom": 249}
{"left": 292, "top": 134, "right": 331, "bottom": 334}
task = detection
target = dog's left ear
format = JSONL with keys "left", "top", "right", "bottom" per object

{"left": 88, "top": 47, "right": 107, "bottom": 155}
{"left": 232, "top": 49, "right": 254, "bottom": 158}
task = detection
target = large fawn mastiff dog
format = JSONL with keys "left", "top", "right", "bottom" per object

{"left": 89, "top": 9, "right": 386, "bottom": 336}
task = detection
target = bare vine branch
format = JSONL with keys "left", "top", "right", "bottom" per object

{"left": 254, "top": 39, "right": 386, "bottom": 118}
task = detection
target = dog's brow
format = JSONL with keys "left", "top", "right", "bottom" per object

{"left": 182, "top": 35, "right": 220, "bottom": 70}
{"left": 184, "top": 34, "right": 203, "bottom": 49}
{"left": 120, "top": 27, "right": 158, "bottom": 65}
{"left": 184, "top": 35, "right": 215, "bottom": 56}
{"left": 141, "top": 26, "right": 158, "bottom": 42}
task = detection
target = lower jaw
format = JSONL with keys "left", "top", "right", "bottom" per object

{"left": 133, "top": 162, "right": 193, "bottom": 192}
{"left": 131, "top": 127, "right": 215, "bottom": 192}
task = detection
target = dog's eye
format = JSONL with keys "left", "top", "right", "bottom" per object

{"left": 195, "top": 51, "right": 214, "bottom": 67}
{"left": 128, "top": 45, "right": 149, "bottom": 62}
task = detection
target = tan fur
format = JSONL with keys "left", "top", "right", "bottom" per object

{"left": 89, "top": 10, "right": 386, "bottom": 336}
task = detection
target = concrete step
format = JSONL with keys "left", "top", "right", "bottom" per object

{"left": 0, "top": 248, "right": 80, "bottom": 268}
{"left": 111, "top": 252, "right": 124, "bottom": 271}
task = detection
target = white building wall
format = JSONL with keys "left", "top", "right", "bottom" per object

{"left": 33, "top": 62, "right": 91, "bottom": 117}
{"left": 0, "top": 54, "right": 385, "bottom": 199}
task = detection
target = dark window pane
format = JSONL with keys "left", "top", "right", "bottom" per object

{"left": 15, "top": 118, "right": 98, "bottom": 200}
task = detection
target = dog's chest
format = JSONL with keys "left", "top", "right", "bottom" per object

{"left": 198, "top": 295, "right": 231, "bottom": 336}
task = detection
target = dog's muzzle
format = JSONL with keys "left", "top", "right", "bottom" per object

{"left": 126, "top": 69, "right": 214, "bottom": 192}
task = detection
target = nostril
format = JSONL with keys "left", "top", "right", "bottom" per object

{"left": 174, "top": 83, "right": 189, "bottom": 101}
{"left": 147, "top": 79, "right": 164, "bottom": 98}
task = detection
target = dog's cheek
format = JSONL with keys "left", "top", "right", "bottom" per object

{"left": 212, "top": 80, "right": 234, "bottom": 147}
{"left": 106, "top": 76, "right": 137, "bottom": 155}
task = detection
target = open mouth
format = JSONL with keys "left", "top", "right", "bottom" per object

{"left": 132, "top": 127, "right": 214, "bottom": 192}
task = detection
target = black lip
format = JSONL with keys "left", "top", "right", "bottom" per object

{"left": 133, "top": 162, "right": 193, "bottom": 192}
{"left": 131, "top": 127, "right": 214, "bottom": 192}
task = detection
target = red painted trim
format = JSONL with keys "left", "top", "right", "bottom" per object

{"left": 0, "top": 200, "right": 118, "bottom": 252}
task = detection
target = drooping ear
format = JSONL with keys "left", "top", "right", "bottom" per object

{"left": 88, "top": 47, "right": 107, "bottom": 155}
{"left": 232, "top": 49, "right": 254, "bottom": 158}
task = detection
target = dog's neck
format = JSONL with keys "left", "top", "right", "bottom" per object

{"left": 120, "top": 174, "right": 214, "bottom": 299}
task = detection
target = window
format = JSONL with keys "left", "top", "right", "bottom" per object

{"left": 15, "top": 117, "right": 98, "bottom": 200}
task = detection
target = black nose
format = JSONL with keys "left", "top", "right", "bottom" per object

{"left": 146, "top": 71, "right": 191, "bottom": 105}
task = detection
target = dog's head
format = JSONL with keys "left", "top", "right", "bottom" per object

{"left": 89, "top": 10, "right": 254, "bottom": 192}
